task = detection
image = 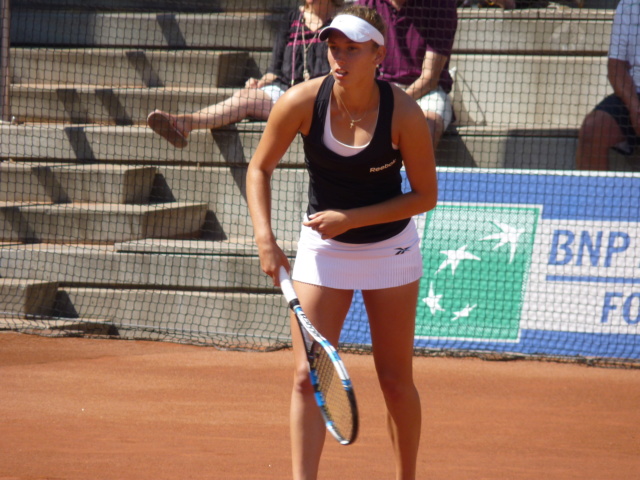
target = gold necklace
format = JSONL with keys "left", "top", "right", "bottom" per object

{"left": 335, "top": 90, "right": 373, "bottom": 129}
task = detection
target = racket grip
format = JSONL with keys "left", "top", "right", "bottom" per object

{"left": 279, "top": 266, "right": 298, "bottom": 304}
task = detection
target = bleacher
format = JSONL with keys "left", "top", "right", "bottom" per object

{"left": 0, "top": 0, "right": 629, "bottom": 344}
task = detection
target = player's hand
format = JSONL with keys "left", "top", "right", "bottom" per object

{"left": 304, "top": 210, "right": 352, "bottom": 240}
{"left": 256, "top": 239, "right": 290, "bottom": 286}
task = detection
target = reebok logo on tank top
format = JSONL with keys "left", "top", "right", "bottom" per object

{"left": 370, "top": 159, "right": 397, "bottom": 173}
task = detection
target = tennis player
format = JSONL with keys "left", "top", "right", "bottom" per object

{"left": 247, "top": 5, "right": 437, "bottom": 479}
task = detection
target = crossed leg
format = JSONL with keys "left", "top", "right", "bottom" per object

{"left": 148, "top": 87, "right": 274, "bottom": 146}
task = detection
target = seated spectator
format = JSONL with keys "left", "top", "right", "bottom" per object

{"left": 357, "top": 0, "right": 457, "bottom": 148}
{"left": 147, "top": 0, "right": 342, "bottom": 148}
{"left": 576, "top": 0, "right": 640, "bottom": 170}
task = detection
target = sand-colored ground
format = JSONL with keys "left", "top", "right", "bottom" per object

{"left": 1, "top": 332, "right": 638, "bottom": 479}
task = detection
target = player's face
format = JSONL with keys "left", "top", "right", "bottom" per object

{"left": 327, "top": 31, "right": 383, "bottom": 85}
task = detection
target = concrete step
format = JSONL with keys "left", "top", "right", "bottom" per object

{"left": 0, "top": 123, "right": 306, "bottom": 165}
{"left": 61, "top": 287, "right": 291, "bottom": 347}
{"left": 11, "top": 49, "right": 248, "bottom": 88}
{"left": 454, "top": 8, "right": 612, "bottom": 54}
{"left": 11, "top": 9, "right": 613, "bottom": 53}
{"left": 10, "top": 84, "right": 235, "bottom": 125}
{"left": 0, "top": 121, "right": 580, "bottom": 169}
{"left": 437, "top": 125, "right": 579, "bottom": 169}
{"left": 10, "top": 52, "right": 609, "bottom": 127}
{"left": 0, "top": 162, "right": 157, "bottom": 203}
{"left": 0, "top": 201, "right": 208, "bottom": 243}
{"left": 450, "top": 54, "right": 610, "bottom": 127}
{"left": 0, "top": 317, "right": 118, "bottom": 337}
{"left": 436, "top": 125, "right": 640, "bottom": 170}
{"left": 154, "top": 165, "right": 307, "bottom": 241}
{"left": 12, "top": 0, "right": 300, "bottom": 12}
{"left": 0, "top": 278, "right": 58, "bottom": 318}
{"left": 12, "top": 12, "right": 284, "bottom": 50}
{"left": 0, "top": 162, "right": 72, "bottom": 203}
{"left": 0, "top": 239, "right": 297, "bottom": 289}
{"left": 0, "top": 161, "right": 306, "bottom": 243}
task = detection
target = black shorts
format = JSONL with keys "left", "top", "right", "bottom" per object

{"left": 594, "top": 93, "right": 640, "bottom": 155}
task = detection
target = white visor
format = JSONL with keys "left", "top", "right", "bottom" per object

{"left": 319, "top": 14, "right": 385, "bottom": 46}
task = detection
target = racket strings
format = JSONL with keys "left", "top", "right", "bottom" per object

{"left": 312, "top": 347, "right": 355, "bottom": 440}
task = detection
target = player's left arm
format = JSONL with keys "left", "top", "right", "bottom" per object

{"left": 394, "top": 89, "right": 438, "bottom": 213}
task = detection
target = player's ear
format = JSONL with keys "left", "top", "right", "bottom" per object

{"left": 374, "top": 45, "right": 386, "bottom": 66}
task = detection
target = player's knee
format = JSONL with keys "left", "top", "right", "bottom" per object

{"left": 292, "top": 366, "right": 314, "bottom": 396}
{"left": 377, "top": 372, "right": 415, "bottom": 405}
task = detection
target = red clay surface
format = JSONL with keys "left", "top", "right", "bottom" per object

{"left": 1, "top": 331, "right": 638, "bottom": 480}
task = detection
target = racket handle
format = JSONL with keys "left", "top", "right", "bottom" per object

{"left": 279, "top": 266, "right": 298, "bottom": 304}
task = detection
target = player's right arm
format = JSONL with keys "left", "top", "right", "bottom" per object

{"left": 246, "top": 78, "right": 321, "bottom": 284}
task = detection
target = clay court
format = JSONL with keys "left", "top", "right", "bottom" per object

{"left": 1, "top": 331, "right": 638, "bottom": 479}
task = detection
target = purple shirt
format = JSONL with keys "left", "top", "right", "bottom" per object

{"left": 357, "top": 0, "right": 457, "bottom": 93}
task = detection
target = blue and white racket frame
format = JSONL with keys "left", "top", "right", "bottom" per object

{"left": 279, "top": 267, "right": 359, "bottom": 446}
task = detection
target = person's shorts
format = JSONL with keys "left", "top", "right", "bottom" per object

{"left": 260, "top": 84, "right": 287, "bottom": 104}
{"left": 292, "top": 218, "right": 423, "bottom": 290}
{"left": 397, "top": 85, "right": 454, "bottom": 130}
{"left": 594, "top": 93, "right": 640, "bottom": 155}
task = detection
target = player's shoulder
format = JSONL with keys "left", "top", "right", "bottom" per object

{"left": 276, "top": 76, "right": 326, "bottom": 110}
{"left": 272, "top": 77, "right": 325, "bottom": 119}
{"left": 266, "top": 77, "right": 326, "bottom": 133}
{"left": 388, "top": 83, "right": 424, "bottom": 118}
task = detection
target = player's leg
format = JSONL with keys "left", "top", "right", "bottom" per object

{"left": 289, "top": 281, "right": 354, "bottom": 480}
{"left": 576, "top": 109, "right": 625, "bottom": 170}
{"left": 363, "top": 280, "right": 421, "bottom": 480}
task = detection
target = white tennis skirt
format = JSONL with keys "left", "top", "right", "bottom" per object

{"left": 292, "top": 219, "right": 423, "bottom": 290}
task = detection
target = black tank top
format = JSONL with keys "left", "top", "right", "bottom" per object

{"left": 302, "top": 75, "right": 410, "bottom": 244}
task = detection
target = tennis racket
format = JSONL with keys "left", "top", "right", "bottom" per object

{"left": 279, "top": 267, "right": 358, "bottom": 446}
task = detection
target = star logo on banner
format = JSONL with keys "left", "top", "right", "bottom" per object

{"left": 452, "top": 304, "right": 477, "bottom": 322}
{"left": 435, "top": 245, "right": 481, "bottom": 276}
{"left": 481, "top": 222, "right": 525, "bottom": 264}
{"left": 423, "top": 282, "right": 445, "bottom": 316}
{"left": 416, "top": 205, "right": 540, "bottom": 340}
